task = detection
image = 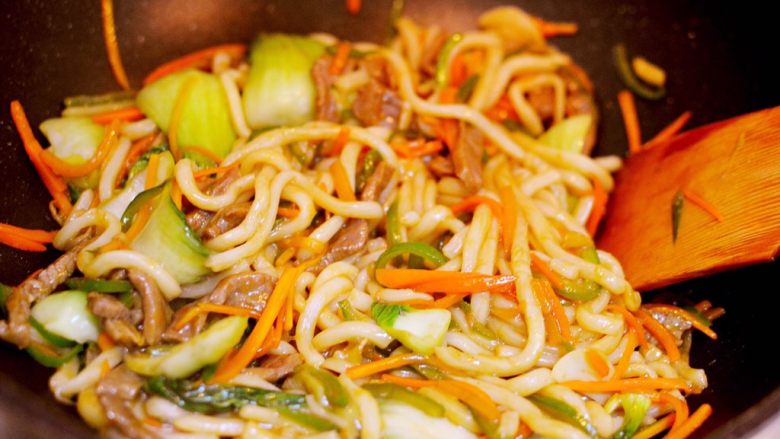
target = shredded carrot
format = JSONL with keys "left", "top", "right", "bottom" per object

{"left": 330, "top": 160, "right": 356, "bottom": 201}
{"left": 375, "top": 268, "right": 516, "bottom": 294}
{"left": 329, "top": 42, "right": 352, "bottom": 76}
{"left": 635, "top": 309, "right": 681, "bottom": 362}
{"left": 485, "top": 94, "right": 518, "bottom": 122}
{"left": 144, "top": 153, "right": 160, "bottom": 189}
{"left": 532, "top": 17, "right": 579, "bottom": 38}
{"left": 657, "top": 392, "right": 690, "bottom": 433}
{"left": 611, "top": 329, "right": 638, "bottom": 381}
{"left": 182, "top": 145, "right": 223, "bottom": 165}
{"left": 275, "top": 247, "right": 296, "bottom": 267}
{"left": 664, "top": 404, "right": 712, "bottom": 439}
{"left": 118, "top": 133, "right": 157, "bottom": 184}
{"left": 562, "top": 377, "right": 690, "bottom": 393}
{"left": 10, "top": 101, "right": 72, "bottom": 215}
{"left": 170, "top": 182, "right": 183, "bottom": 210}
{"left": 143, "top": 43, "right": 247, "bottom": 85}
{"left": 499, "top": 187, "right": 517, "bottom": 255}
{"left": 346, "top": 353, "right": 425, "bottom": 379}
{"left": 530, "top": 253, "right": 563, "bottom": 290}
{"left": 646, "top": 111, "right": 692, "bottom": 146}
{"left": 92, "top": 106, "right": 143, "bottom": 124}
{"left": 0, "top": 233, "right": 47, "bottom": 252}
{"left": 284, "top": 288, "right": 294, "bottom": 331}
{"left": 391, "top": 139, "right": 444, "bottom": 159}
{"left": 193, "top": 163, "right": 239, "bottom": 180}
{"left": 143, "top": 416, "right": 162, "bottom": 428}
{"left": 491, "top": 306, "right": 520, "bottom": 322}
{"left": 40, "top": 119, "right": 120, "bottom": 178}
{"left": 100, "top": 359, "right": 111, "bottom": 379}
{"left": 100, "top": 0, "right": 130, "bottom": 90}
{"left": 277, "top": 207, "right": 300, "bottom": 218}
{"left": 633, "top": 414, "right": 675, "bottom": 439}
{"left": 450, "top": 195, "right": 504, "bottom": 219}
{"left": 516, "top": 422, "right": 534, "bottom": 438}
{"left": 607, "top": 304, "right": 649, "bottom": 349}
{"left": 168, "top": 76, "right": 200, "bottom": 160}
{"left": 99, "top": 237, "right": 127, "bottom": 253}
{"left": 346, "top": 0, "right": 362, "bottom": 15}
{"left": 278, "top": 236, "right": 327, "bottom": 254}
{"left": 211, "top": 258, "right": 319, "bottom": 383}
{"left": 585, "top": 349, "right": 611, "bottom": 378}
{"left": 682, "top": 189, "right": 724, "bottom": 223}
{"left": 586, "top": 177, "right": 608, "bottom": 236}
{"left": 532, "top": 278, "right": 572, "bottom": 342}
{"left": 0, "top": 224, "right": 56, "bottom": 243}
{"left": 97, "top": 332, "right": 116, "bottom": 352}
{"left": 381, "top": 374, "right": 500, "bottom": 422}
{"left": 643, "top": 304, "right": 718, "bottom": 340}
{"left": 175, "top": 303, "right": 263, "bottom": 331}
{"left": 532, "top": 278, "right": 561, "bottom": 344}
{"left": 328, "top": 127, "right": 351, "bottom": 157}
{"left": 428, "top": 293, "right": 467, "bottom": 309}
{"left": 617, "top": 90, "right": 642, "bottom": 154}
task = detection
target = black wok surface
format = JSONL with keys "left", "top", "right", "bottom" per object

{"left": 1, "top": 1, "right": 778, "bottom": 437}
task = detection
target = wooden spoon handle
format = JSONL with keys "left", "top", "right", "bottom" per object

{"left": 597, "top": 106, "right": 780, "bottom": 291}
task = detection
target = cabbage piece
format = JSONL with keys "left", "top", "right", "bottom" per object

{"left": 101, "top": 151, "right": 174, "bottom": 220}
{"left": 40, "top": 117, "right": 106, "bottom": 189}
{"left": 242, "top": 34, "right": 326, "bottom": 128}
{"left": 372, "top": 303, "right": 451, "bottom": 354}
{"left": 30, "top": 290, "right": 100, "bottom": 344}
{"left": 538, "top": 114, "right": 593, "bottom": 153}
{"left": 137, "top": 69, "right": 236, "bottom": 159}
{"left": 380, "top": 400, "right": 476, "bottom": 439}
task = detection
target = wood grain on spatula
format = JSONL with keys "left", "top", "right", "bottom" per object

{"left": 597, "top": 106, "right": 780, "bottom": 291}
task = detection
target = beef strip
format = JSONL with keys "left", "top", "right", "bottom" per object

{"left": 128, "top": 270, "right": 170, "bottom": 346}
{"left": 201, "top": 201, "right": 252, "bottom": 241}
{"left": 97, "top": 366, "right": 159, "bottom": 439}
{"left": 163, "top": 272, "right": 275, "bottom": 343}
{"left": 103, "top": 319, "right": 144, "bottom": 347}
{"left": 451, "top": 121, "right": 484, "bottom": 193}
{"left": 359, "top": 161, "right": 393, "bottom": 202}
{"left": 428, "top": 155, "right": 455, "bottom": 178}
{"left": 0, "top": 249, "right": 80, "bottom": 348}
{"left": 246, "top": 353, "right": 303, "bottom": 383}
{"left": 312, "top": 55, "right": 340, "bottom": 122}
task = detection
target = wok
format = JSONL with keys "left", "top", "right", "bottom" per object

{"left": 0, "top": 1, "right": 778, "bottom": 437}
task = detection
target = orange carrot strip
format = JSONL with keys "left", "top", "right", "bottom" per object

{"left": 380, "top": 374, "right": 500, "bottom": 422}
{"left": 375, "top": 268, "right": 516, "bottom": 294}
{"left": 682, "top": 189, "right": 724, "bottom": 223}
{"left": 617, "top": 90, "right": 642, "bottom": 154}
{"left": 657, "top": 392, "right": 689, "bottom": 433}
{"left": 346, "top": 0, "right": 362, "bottom": 15}
{"left": 533, "top": 17, "right": 579, "bottom": 37}
{"left": 0, "top": 233, "right": 47, "bottom": 252}
{"left": 278, "top": 236, "right": 327, "bottom": 254}
{"left": 607, "top": 304, "right": 649, "bottom": 350}
{"left": 530, "top": 253, "right": 563, "bottom": 290}
{"left": 175, "top": 304, "right": 263, "bottom": 331}
{"left": 646, "top": 111, "right": 692, "bottom": 146}
{"left": 10, "top": 101, "right": 72, "bottom": 214}
{"left": 450, "top": 195, "right": 503, "bottom": 219}
{"left": 144, "top": 153, "right": 160, "bottom": 189}
{"left": 277, "top": 207, "right": 300, "bottom": 218}
{"left": 193, "top": 163, "right": 239, "bottom": 180}
{"left": 170, "top": 182, "right": 183, "bottom": 210}
{"left": 401, "top": 293, "right": 468, "bottom": 309}
{"left": 516, "top": 422, "right": 534, "bottom": 438}
{"left": 392, "top": 139, "right": 444, "bottom": 159}
{"left": 99, "top": 237, "right": 127, "bottom": 253}
{"left": 633, "top": 414, "right": 675, "bottom": 439}
{"left": 330, "top": 160, "right": 356, "bottom": 201}
{"left": 585, "top": 349, "right": 610, "bottom": 378}
{"left": 562, "top": 378, "right": 690, "bottom": 393}
{"left": 531, "top": 278, "right": 561, "bottom": 344}
{"left": 643, "top": 304, "right": 718, "bottom": 340}
{"left": 182, "top": 145, "right": 223, "bottom": 165}
{"left": 329, "top": 42, "right": 352, "bottom": 76}
{"left": 275, "top": 247, "right": 296, "bottom": 267}
{"left": 586, "top": 177, "right": 608, "bottom": 236}
{"left": 499, "top": 187, "right": 517, "bottom": 255}
{"left": 143, "top": 44, "right": 247, "bottom": 85}
{"left": 664, "top": 404, "right": 712, "bottom": 439}
{"left": 533, "top": 278, "right": 572, "bottom": 342}
{"left": 328, "top": 127, "right": 351, "bottom": 157}
{"left": 168, "top": 76, "right": 200, "bottom": 160}
{"left": 284, "top": 287, "right": 294, "bottom": 331}
{"left": 0, "top": 224, "right": 56, "bottom": 243}
{"left": 92, "top": 107, "right": 143, "bottom": 124}
{"left": 635, "top": 309, "right": 681, "bottom": 362}
{"left": 97, "top": 332, "right": 116, "bottom": 352}
{"left": 611, "top": 329, "right": 638, "bottom": 381}
{"left": 346, "top": 353, "right": 425, "bottom": 379}
{"left": 101, "top": 0, "right": 130, "bottom": 90}
{"left": 211, "top": 259, "right": 319, "bottom": 383}
{"left": 143, "top": 416, "right": 162, "bottom": 428}
{"left": 118, "top": 133, "right": 157, "bottom": 184}
{"left": 40, "top": 119, "right": 120, "bottom": 178}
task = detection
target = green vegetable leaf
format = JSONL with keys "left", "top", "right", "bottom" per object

{"left": 457, "top": 75, "right": 480, "bottom": 102}
{"left": 371, "top": 303, "right": 410, "bottom": 328}
{"left": 529, "top": 394, "right": 597, "bottom": 437}
{"left": 613, "top": 44, "right": 666, "bottom": 101}
{"left": 296, "top": 364, "right": 349, "bottom": 408}
{"left": 278, "top": 407, "right": 338, "bottom": 432}
{"left": 672, "top": 190, "right": 685, "bottom": 243}
{"left": 375, "top": 242, "right": 448, "bottom": 269}
{"left": 338, "top": 300, "right": 360, "bottom": 321}
{"left": 435, "top": 33, "right": 463, "bottom": 87}
{"left": 364, "top": 383, "right": 445, "bottom": 418}
{"left": 614, "top": 394, "right": 651, "bottom": 439}
{"left": 65, "top": 277, "right": 133, "bottom": 293}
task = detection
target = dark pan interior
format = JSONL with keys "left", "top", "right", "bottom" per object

{"left": 1, "top": 1, "right": 778, "bottom": 437}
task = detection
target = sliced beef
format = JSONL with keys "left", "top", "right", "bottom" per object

{"left": 201, "top": 201, "right": 251, "bottom": 241}
{"left": 185, "top": 209, "right": 213, "bottom": 236}
{"left": 163, "top": 272, "right": 275, "bottom": 343}
{"left": 248, "top": 353, "right": 303, "bottom": 383}
{"left": 352, "top": 80, "right": 402, "bottom": 128}
{"left": 103, "top": 319, "right": 144, "bottom": 347}
{"left": 359, "top": 161, "right": 393, "bottom": 202}
{"left": 97, "top": 366, "right": 159, "bottom": 439}
{"left": 128, "top": 270, "right": 170, "bottom": 346}
{"left": 0, "top": 249, "right": 79, "bottom": 348}
{"left": 451, "top": 121, "right": 484, "bottom": 193}
{"left": 88, "top": 293, "right": 142, "bottom": 324}
{"left": 428, "top": 155, "right": 455, "bottom": 178}
{"left": 312, "top": 55, "right": 340, "bottom": 122}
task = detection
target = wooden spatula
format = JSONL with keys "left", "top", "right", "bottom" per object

{"left": 597, "top": 106, "right": 780, "bottom": 291}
